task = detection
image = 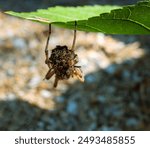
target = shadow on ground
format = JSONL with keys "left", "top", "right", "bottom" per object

{"left": 0, "top": 52, "right": 149, "bottom": 131}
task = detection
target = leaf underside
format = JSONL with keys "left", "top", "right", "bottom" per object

{"left": 5, "top": 0, "right": 150, "bottom": 34}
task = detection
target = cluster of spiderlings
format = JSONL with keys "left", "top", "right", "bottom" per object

{"left": 49, "top": 45, "right": 79, "bottom": 80}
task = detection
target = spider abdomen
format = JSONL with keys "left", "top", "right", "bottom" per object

{"left": 49, "top": 45, "right": 78, "bottom": 80}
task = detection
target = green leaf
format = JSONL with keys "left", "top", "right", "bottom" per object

{"left": 88, "top": 1, "right": 150, "bottom": 34}
{"left": 5, "top": 1, "right": 150, "bottom": 34}
{"left": 6, "top": 5, "right": 120, "bottom": 32}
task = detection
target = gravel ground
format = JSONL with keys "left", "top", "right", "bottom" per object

{"left": 0, "top": 12, "right": 149, "bottom": 131}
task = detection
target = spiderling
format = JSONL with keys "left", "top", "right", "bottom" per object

{"left": 44, "top": 21, "right": 84, "bottom": 88}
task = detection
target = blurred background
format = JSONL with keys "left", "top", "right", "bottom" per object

{"left": 0, "top": 0, "right": 149, "bottom": 130}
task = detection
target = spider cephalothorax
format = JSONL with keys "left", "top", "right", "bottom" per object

{"left": 44, "top": 22, "right": 84, "bottom": 87}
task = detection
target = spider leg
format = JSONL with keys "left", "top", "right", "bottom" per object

{"left": 75, "top": 65, "right": 81, "bottom": 68}
{"left": 74, "top": 68, "right": 84, "bottom": 82}
{"left": 45, "top": 24, "right": 51, "bottom": 68}
{"left": 71, "top": 21, "right": 77, "bottom": 50}
{"left": 44, "top": 68, "right": 55, "bottom": 80}
{"left": 54, "top": 77, "right": 59, "bottom": 88}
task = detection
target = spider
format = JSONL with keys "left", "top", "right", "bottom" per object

{"left": 44, "top": 21, "right": 84, "bottom": 88}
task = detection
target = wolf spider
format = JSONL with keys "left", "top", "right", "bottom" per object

{"left": 44, "top": 21, "right": 84, "bottom": 88}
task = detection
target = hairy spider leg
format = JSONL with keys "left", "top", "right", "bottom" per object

{"left": 75, "top": 65, "right": 81, "bottom": 68}
{"left": 45, "top": 24, "right": 51, "bottom": 68}
{"left": 54, "top": 77, "right": 59, "bottom": 88}
{"left": 71, "top": 21, "right": 77, "bottom": 50}
{"left": 44, "top": 68, "right": 55, "bottom": 80}
{"left": 74, "top": 68, "right": 84, "bottom": 82}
